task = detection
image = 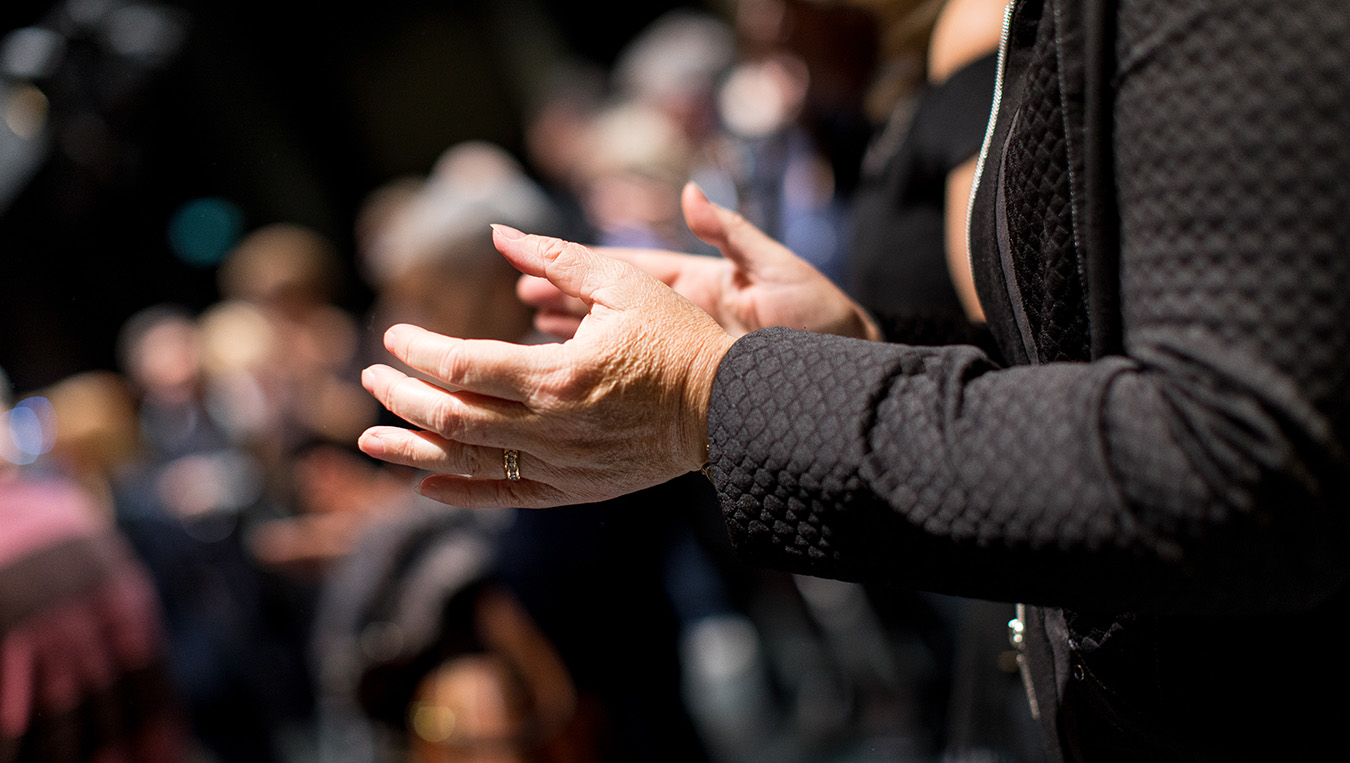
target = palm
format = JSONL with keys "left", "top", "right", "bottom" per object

{"left": 617, "top": 184, "right": 877, "bottom": 340}
{"left": 521, "top": 184, "right": 878, "bottom": 342}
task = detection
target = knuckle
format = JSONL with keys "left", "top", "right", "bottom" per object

{"left": 532, "top": 369, "right": 591, "bottom": 412}
{"left": 480, "top": 479, "right": 517, "bottom": 507}
{"left": 433, "top": 345, "right": 469, "bottom": 385}
{"left": 428, "top": 397, "right": 465, "bottom": 439}
{"left": 390, "top": 435, "right": 422, "bottom": 462}
{"left": 388, "top": 374, "right": 422, "bottom": 408}
{"left": 459, "top": 445, "right": 485, "bottom": 477}
{"left": 537, "top": 237, "right": 572, "bottom": 266}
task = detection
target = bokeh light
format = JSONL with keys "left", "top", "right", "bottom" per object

{"left": 167, "top": 196, "right": 245, "bottom": 268}
{"left": 0, "top": 396, "right": 57, "bottom": 465}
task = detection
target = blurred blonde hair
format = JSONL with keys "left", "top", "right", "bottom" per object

{"left": 45, "top": 370, "right": 142, "bottom": 475}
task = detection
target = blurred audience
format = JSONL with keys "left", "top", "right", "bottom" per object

{"left": 360, "top": 141, "right": 559, "bottom": 347}
{"left": 213, "top": 223, "right": 378, "bottom": 491}
{"left": 572, "top": 99, "right": 698, "bottom": 251}
{"left": 0, "top": 3, "right": 1048, "bottom": 762}
{"left": 107, "top": 303, "right": 318, "bottom": 763}
{"left": 0, "top": 371, "right": 187, "bottom": 762}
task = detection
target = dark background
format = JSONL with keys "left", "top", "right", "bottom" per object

{"left": 0, "top": 0, "right": 697, "bottom": 394}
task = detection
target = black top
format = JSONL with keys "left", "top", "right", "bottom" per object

{"left": 847, "top": 53, "right": 998, "bottom": 319}
{"left": 707, "top": 0, "right": 1350, "bottom": 759}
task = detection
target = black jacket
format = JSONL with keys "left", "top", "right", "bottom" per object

{"left": 707, "top": 0, "right": 1350, "bottom": 759}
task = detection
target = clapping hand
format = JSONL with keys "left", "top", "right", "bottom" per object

{"left": 519, "top": 183, "right": 881, "bottom": 342}
{"left": 359, "top": 226, "right": 735, "bottom": 508}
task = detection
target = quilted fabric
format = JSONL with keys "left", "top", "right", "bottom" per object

{"left": 1001, "top": 24, "right": 1091, "bottom": 364}
{"left": 708, "top": 0, "right": 1350, "bottom": 758}
{"left": 707, "top": 0, "right": 1350, "bottom": 615}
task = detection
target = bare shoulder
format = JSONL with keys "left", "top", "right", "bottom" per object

{"left": 928, "top": 0, "right": 1008, "bottom": 85}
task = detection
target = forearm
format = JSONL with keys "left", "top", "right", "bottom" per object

{"left": 704, "top": 0, "right": 1350, "bottom": 614}
{"left": 706, "top": 327, "right": 1349, "bottom": 614}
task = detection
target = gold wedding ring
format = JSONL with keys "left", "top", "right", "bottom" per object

{"left": 503, "top": 449, "right": 521, "bottom": 481}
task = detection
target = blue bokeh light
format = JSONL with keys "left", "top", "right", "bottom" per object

{"left": 2, "top": 396, "right": 56, "bottom": 465}
{"left": 168, "top": 196, "right": 244, "bottom": 268}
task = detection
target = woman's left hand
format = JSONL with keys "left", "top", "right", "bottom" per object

{"left": 358, "top": 225, "right": 735, "bottom": 508}
{"left": 520, "top": 183, "right": 882, "bottom": 342}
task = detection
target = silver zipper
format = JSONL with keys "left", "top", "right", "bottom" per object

{"left": 965, "top": 0, "right": 1017, "bottom": 273}
{"left": 1009, "top": 602, "right": 1041, "bottom": 720}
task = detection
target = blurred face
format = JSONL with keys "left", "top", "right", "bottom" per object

{"left": 407, "top": 655, "right": 532, "bottom": 763}
{"left": 129, "top": 317, "right": 200, "bottom": 398}
{"left": 378, "top": 263, "right": 533, "bottom": 344}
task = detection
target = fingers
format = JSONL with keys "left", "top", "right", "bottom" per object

{"left": 357, "top": 425, "right": 622, "bottom": 510}
{"left": 532, "top": 311, "right": 584, "bottom": 340}
{"left": 358, "top": 426, "right": 560, "bottom": 483}
{"left": 361, "top": 363, "right": 533, "bottom": 448}
{"left": 681, "top": 182, "right": 794, "bottom": 275}
{"left": 680, "top": 182, "right": 727, "bottom": 244}
{"left": 357, "top": 420, "right": 591, "bottom": 510}
{"left": 416, "top": 473, "right": 575, "bottom": 510}
{"left": 382, "top": 323, "right": 541, "bottom": 402}
{"left": 491, "top": 225, "right": 658, "bottom": 312}
{"left": 516, "top": 274, "right": 585, "bottom": 315}
{"left": 516, "top": 274, "right": 587, "bottom": 339}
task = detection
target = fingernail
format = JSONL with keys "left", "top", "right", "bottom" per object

{"left": 491, "top": 224, "right": 526, "bottom": 240}
{"left": 358, "top": 430, "right": 385, "bottom": 457}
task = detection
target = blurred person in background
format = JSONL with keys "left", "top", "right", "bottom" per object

{"left": 358, "top": 143, "right": 560, "bottom": 348}
{"left": 0, "top": 368, "right": 187, "bottom": 762}
{"left": 712, "top": 0, "right": 880, "bottom": 285}
{"left": 112, "top": 302, "right": 318, "bottom": 763}
{"left": 519, "top": 62, "right": 616, "bottom": 247}
{"left": 213, "top": 223, "right": 378, "bottom": 494}
{"left": 569, "top": 99, "right": 701, "bottom": 252}
{"left": 606, "top": 3, "right": 862, "bottom": 284}
{"left": 848, "top": 0, "right": 996, "bottom": 323}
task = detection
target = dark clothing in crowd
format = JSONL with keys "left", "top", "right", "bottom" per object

{"left": 705, "top": 0, "right": 1350, "bottom": 760}
{"left": 312, "top": 479, "right": 714, "bottom": 763}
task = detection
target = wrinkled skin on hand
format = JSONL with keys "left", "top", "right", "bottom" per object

{"left": 359, "top": 226, "right": 736, "bottom": 509}
{"left": 519, "top": 183, "right": 882, "bottom": 342}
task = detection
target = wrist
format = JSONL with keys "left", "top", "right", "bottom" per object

{"left": 680, "top": 329, "right": 736, "bottom": 474}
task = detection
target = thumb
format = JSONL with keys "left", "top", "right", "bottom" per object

{"left": 491, "top": 225, "right": 660, "bottom": 312}
{"left": 681, "top": 182, "right": 794, "bottom": 275}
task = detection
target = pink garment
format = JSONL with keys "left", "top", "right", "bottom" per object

{"left": 0, "top": 477, "right": 101, "bottom": 564}
{"left": 0, "top": 474, "right": 186, "bottom": 762}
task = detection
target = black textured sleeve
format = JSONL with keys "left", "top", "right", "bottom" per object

{"left": 706, "top": 0, "right": 1350, "bottom": 615}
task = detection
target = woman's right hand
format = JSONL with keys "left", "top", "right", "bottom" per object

{"left": 519, "top": 183, "right": 882, "bottom": 342}
{"left": 359, "top": 225, "right": 736, "bottom": 509}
